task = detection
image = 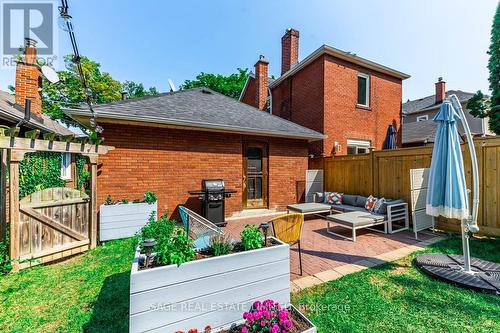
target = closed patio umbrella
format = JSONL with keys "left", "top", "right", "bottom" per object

{"left": 382, "top": 124, "right": 396, "bottom": 149}
{"left": 425, "top": 95, "right": 479, "bottom": 273}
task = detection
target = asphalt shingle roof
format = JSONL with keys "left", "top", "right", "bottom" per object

{"left": 402, "top": 120, "right": 438, "bottom": 144}
{"left": 402, "top": 90, "right": 475, "bottom": 115}
{"left": 65, "top": 88, "right": 325, "bottom": 141}
{"left": 0, "top": 90, "right": 74, "bottom": 135}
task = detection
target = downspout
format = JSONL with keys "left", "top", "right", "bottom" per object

{"left": 268, "top": 86, "right": 273, "bottom": 114}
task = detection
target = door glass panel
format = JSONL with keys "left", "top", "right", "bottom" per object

{"left": 247, "top": 147, "right": 262, "bottom": 172}
{"left": 247, "top": 178, "right": 255, "bottom": 199}
{"left": 255, "top": 177, "right": 262, "bottom": 199}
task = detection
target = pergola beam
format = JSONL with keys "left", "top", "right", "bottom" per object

{"left": 0, "top": 136, "right": 114, "bottom": 155}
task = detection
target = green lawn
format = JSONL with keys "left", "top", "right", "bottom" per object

{"left": 0, "top": 236, "right": 498, "bottom": 333}
{"left": 292, "top": 236, "right": 500, "bottom": 333}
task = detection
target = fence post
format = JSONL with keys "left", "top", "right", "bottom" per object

{"left": 84, "top": 154, "right": 99, "bottom": 249}
{"left": 9, "top": 149, "right": 27, "bottom": 272}
{"left": 0, "top": 149, "right": 6, "bottom": 242}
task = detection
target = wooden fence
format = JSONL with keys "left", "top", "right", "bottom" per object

{"left": 315, "top": 137, "right": 500, "bottom": 236}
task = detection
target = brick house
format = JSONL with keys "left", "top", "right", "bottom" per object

{"left": 402, "top": 77, "right": 494, "bottom": 147}
{"left": 240, "top": 28, "right": 410, "bottom": 157}
{"left": 65, "top": 88, "right": 324, "bottom": 217}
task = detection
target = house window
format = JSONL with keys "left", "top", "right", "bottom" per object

{"left": 416, "top": 115, "right": 428, "bottom": 122}
{"left": 347, "top": 139, "right": 371, "bottom": 155}
{"left": 357, "top": 73, "right": 370, "bottom": 107}
{"left": 61, "top": 152, "right": 71, "bottom": 180}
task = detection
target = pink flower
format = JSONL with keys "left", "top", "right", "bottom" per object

{"left": 241, "top": 327, "right": 247, "bottom": 333}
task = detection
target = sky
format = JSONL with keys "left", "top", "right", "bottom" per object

{"left": 0, "top": 0, "right": 497, "bottom": 101}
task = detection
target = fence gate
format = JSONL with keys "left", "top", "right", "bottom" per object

{"left": 17, "top": 187, "right": 90, "bottom": 269}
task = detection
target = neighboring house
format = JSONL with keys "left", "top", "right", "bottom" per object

{"left": 1, "top": 38, "right": 76, "bottom": 183}
{"left": 240, "top": 28, "right": 410, "bottom": 157}
{"left": 65, "top": 88, "right": 324, "bottom": 216}
{"left": 402, "top": 78, "right": 493, "bottom": 147}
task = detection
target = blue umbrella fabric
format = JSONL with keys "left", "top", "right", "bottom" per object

{"left": 382, "top": 124, "right": 396, "bottom": 149}
{"left": 426, "top": 101, "right": 469, "bottom": 220}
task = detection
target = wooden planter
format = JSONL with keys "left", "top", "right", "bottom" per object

{"left": 129, "top": 237, "right": 290, "bottom": 333}
{"left": 99, "top": 202, "right": 157, "bottom": 241}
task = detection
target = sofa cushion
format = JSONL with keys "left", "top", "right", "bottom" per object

{"left": 365, "top": 195, "right": 378, "bottom": 211}
{"left": 342, "top": 194, "right": 357, "bottom": 206}
{"left": 326, "top": 192, "right": 343, "bottom": 205}
{"left": 355, "top": 196, "right": 368, "bottom": 207}
{"left": 334, "top": 204, "right": 367, "bottom": 213}
{"left": 288, "top": 202, "right": 332, "bottom": 213}
{"left": 327, "top": 211, "right": 386, "bottom": 227}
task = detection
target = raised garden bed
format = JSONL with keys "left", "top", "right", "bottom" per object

{"left": 129, "top": 237, "right": 290, "bottom": 333}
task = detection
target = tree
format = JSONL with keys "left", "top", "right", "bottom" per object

{"left": 180, "top": 68, "right": 249, "bottom": 99}
{"left": 122, "top": 81, "right": 159, "bottom": 99}
{"left": 468, "top": 3, "right": 500, "bottom": 134}
{"left": 41, "top": 55, "right": 123, "bottom": 120}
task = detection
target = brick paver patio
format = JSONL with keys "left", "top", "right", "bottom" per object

{"left": 223, "top": 214, "right": 437, "bottom": 282}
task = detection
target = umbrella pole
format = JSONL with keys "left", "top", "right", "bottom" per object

{"left": 450, "top": 94, "right": 479, "bottom": 274}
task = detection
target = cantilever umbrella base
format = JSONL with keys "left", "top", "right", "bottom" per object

{"left": 415, "top": 253, "right": 500, "bottom": 294}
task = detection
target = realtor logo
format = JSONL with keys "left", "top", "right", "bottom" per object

{"left": 1, "top": 0, "right": 58, "bottom": 68}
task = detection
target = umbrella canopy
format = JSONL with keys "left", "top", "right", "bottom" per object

{"left": 382, "top": 124, "right": 397, "bottom": 149}
{"left": 426, "top": 101, "right": 469, "bottom": 220}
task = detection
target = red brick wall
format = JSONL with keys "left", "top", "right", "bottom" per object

{"left": 97, "top": 123, "right": 308, "bottom": 218}
{"left": 323, "top": 55, "right": 402, "bottom": 155}
{"left": 272, "top": 56, "right": 325, "bottom": 156}
{"left": 270, "top": 54, "right": 402, "bottom": 156}
{"left": 240, "top": 77, "right": 257, "bottom": 108}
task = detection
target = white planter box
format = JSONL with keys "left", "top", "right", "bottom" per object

{"left": 99, "top": 202, "right": 157, "bottom": 241}
{"left": 129, "top": 237, "right": 290, "bottom": 333}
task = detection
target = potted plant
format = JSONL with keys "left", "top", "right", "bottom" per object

{"left": 129, "top": 219, "right": 291, "bottom": 333}
{"left": 99, "top": 191, "right": 158, "bottom": 241}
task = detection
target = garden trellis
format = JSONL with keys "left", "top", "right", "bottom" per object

{"left": 0, "top": 133, "right": 113, "bottom": 271}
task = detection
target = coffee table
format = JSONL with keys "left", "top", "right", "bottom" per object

{"left": 326, "top": 211, "right": 388, "bottom": 242}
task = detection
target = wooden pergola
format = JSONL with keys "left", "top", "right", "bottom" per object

{"left": 0, "top": 135, "right": 114, "bottom": 271}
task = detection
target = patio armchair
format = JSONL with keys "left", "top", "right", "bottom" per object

{"left": 270, "top": 213, "right": 305, "bottom": 275}
{"left": 178, "top": 206, "right": 224, "bottom": 250}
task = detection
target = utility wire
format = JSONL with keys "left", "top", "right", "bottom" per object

{"left": 58, "top": 0, "right": 102, "bottom": 133}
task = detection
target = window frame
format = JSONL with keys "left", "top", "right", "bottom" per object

{"left": 416, "top": 115, "right": 429, "bottom": 122}
{"left": 347, "top": 139, "right": 371, "bottom": 155}
{"left": 61, "top": 152, "right": 72, "bottom": 180}
{"left": 357, "top": 73, "right": 370, "bottom": 107}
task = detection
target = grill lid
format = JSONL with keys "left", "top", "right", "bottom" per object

{"left": 202, "top": 179, "right": 225, "bottom": 191}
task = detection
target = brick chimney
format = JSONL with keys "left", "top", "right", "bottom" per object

{"left": 15, "top": 38, "right": 42, "bottom": 115}
{"left": 435, "top": 77, "right": 446, "bottom": 104}
{"left": 281, "top": 28, "right": 299, "bottom": 75}
{"left": 255, "top": 55, "right": 269, "bottom": 111}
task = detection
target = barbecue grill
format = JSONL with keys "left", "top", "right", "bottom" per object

{"left": 189, "top": 179, "right": 237, "bottom": 226}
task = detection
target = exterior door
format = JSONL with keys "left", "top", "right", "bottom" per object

{"left": 243, "top": 143, "right": 268, "bottom": 209}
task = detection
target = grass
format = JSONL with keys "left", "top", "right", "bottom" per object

{"left": 292, "top": 236, "right": 500, "bottom": 333}
{"left": 0, "top": 237, "right": 136, "bottom": 333}
{"left": 0, "top": 236, "right": 498, "bottom": 332}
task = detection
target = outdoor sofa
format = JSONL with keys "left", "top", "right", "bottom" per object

{"left": 287, "top": 192, "right": 409, "bottom": 241}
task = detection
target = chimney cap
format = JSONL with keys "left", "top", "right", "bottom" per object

{"left": 255, "top": 54, "right": 269, "bottom": 64}
{"left": 24, "top": 38, "right": 37, "bottom": 47}
{"left": 437, "top": 77, "right": 444, "bottom": 82}
{"left": 284, "top": 28, "right": 300, "bottom": 37}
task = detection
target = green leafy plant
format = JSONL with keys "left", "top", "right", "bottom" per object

{"left": 143, "top": 191, "right": 157, "bottom": 204}
{"left": 0, "top": 228, "right": 12, "bottom": 275}
{"left": 208, "top": 234, "right": 233, "bottom": 256}
{"left": 19, "top": 152, "right": 66, "bottom": 198}
{"left": 121, "top": 199, "right": 129, "bottom": 204}
{"left": 75, "top": 155, "right": 90, "bottom": 191}
{"left": 240, "top": 224, "right": 263, "bottom": 251}
{"left": 104, "top": 195, "right": 113, "bottom": 205}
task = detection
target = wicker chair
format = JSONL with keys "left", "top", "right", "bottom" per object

{"left": 270, "top": 213, "right": 305, "bottom": 275}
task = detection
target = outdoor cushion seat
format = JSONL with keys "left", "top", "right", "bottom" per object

{"left": 327, "top": 211, "right": 385, "bottom": 228}
{"left": 332, "top": 204, "right": 368, "bottom": 213}
{"left": 287, "top": 202, "right": 331, "bottom": 213}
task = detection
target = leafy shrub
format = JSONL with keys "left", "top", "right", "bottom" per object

{"left": 0, "top": 230, "right": 12, "bottom": 275}
{"left": 104, "top": 195, "right": 113, "bottom": 205}
{"left": 209, "top": 234, "right": 232, "bottom": 256}
{"left": 138, "top": 212, "right": 195, "bottom": 266}
{"left": 143, "top": 191, "right": 157, "bottom": 204}
{"left": 240, "top": 224, "right": 263, "bottom": 251}
{"left": 241, "top": 299, "right": 294, "bottom": 333}
{"left": 121, "top": 199, "right": 129, "bottom": 204}
{"left": 19, "top": 152, "right": 66, "bottom": 198}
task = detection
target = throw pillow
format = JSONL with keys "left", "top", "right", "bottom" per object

{"left": 364, "top": 195, "right": 378, "bottom": 211}
{"left": 373, "top": 197, "right": 386, "bottom": 213}
{"left": 323, "top": 192, "right": 332, "bottom": 203}
{"left": 326, "top": 192, "right": 343, "bottom": 205}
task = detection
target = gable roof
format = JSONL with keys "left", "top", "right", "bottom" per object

{"left": 402, "top": 120, "right": 438, "bottom": 144}
{"left": 238, "top": 72, "right": 274, "bottom": 101}
{"left": 0, "top": 90, "right": 74, "bottom": 135}
{"left": 270, "top": 44, "right": 410, "bottom": 89}
{"left": 403, "top": 90, "right": 475, "bottom": 115}
{"left": 65, "top": 88, "right": 325, "bottom": 141}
